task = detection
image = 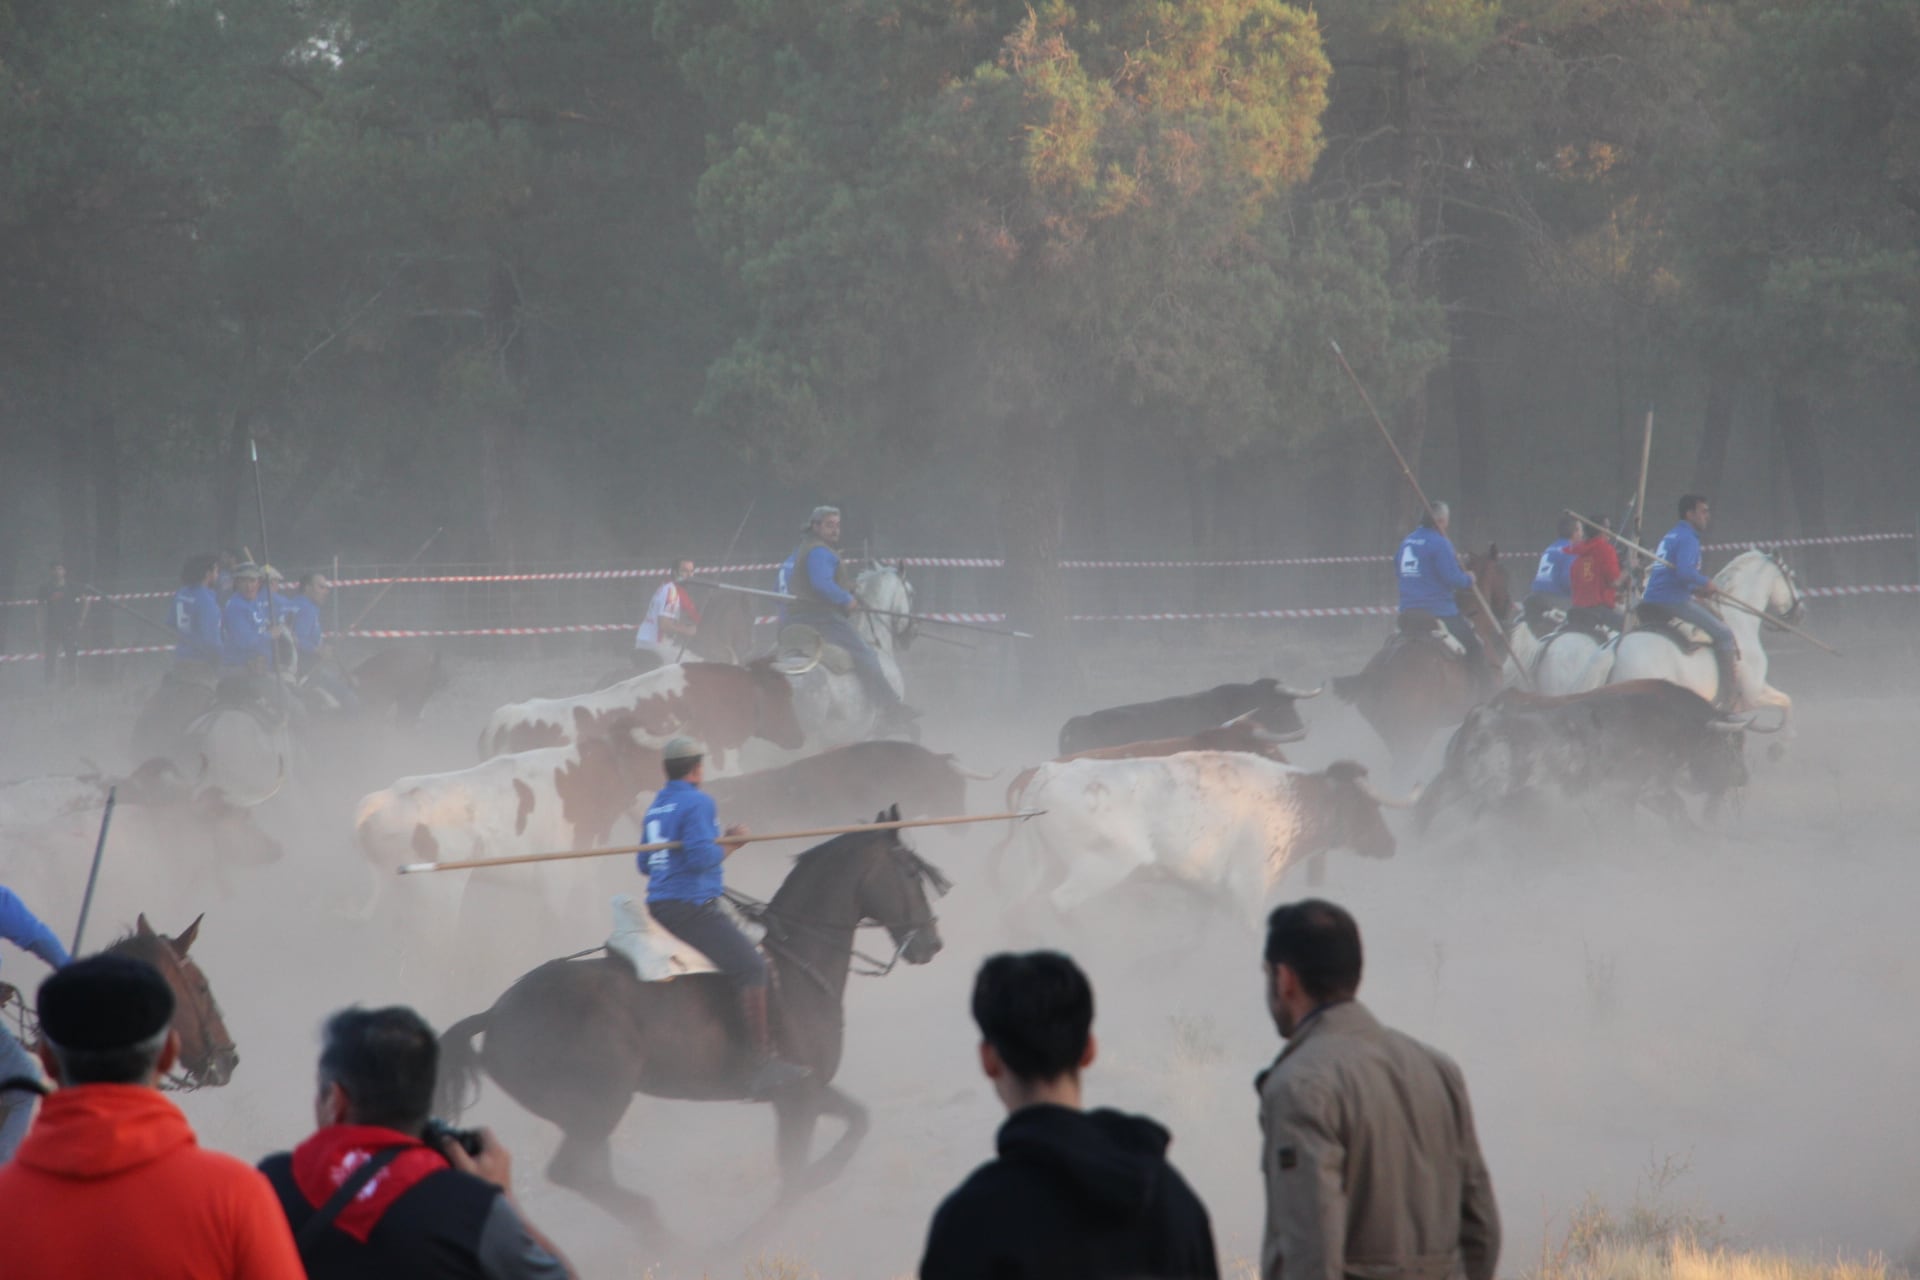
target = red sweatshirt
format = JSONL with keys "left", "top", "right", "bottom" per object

{"left": 0, "top": 1084, "right": 304, "bottom": 1280}
{"left": 1568, "top": 534, "right": 1623, "bottom": 608}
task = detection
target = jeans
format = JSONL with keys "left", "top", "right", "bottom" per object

{"left": 1567, "top": 605, "right": 1624, "bottom": 633}
{"left": 648, "top": 898, "right": 768, "bottom": 987}
{"left": 790, "top": 609, "right": 901, "bottom": 708}
{"left": 1646, "top": 599, "right": 1735, "bottom": 652}
{"left": 0, "top": 1026, "right": 44, "bottom": 1162}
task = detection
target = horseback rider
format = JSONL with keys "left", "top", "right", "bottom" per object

{"left": 0, "top": 884, "right": 71, "bottom": 1162}
{"left": 639, "top": 737, "right": 810, "bottom": 1099}
{"left": 219, "top": 563, "right": 280, "bottom": 708}
{"left": 171, "top": 555, "right": 224, "bottom": 675}
{"left": 778, "top": 506, "right": 917, "bottom": 729}
{"left": 635, "top": 558, "right": 701, "bottom": 668}
{"left": 286, "top": 573, "right": 359, "bottom": 712}
{"left": 1523, "top": 516, "right": 1577, "bottom": 630}
{"left": 1565, "top": 516, "right": 1626, "bottom": 635}
{"left": 1639, "top": 494, "right": 1738, "bottom": 709}
{"left": 1396, "top": 502, "right": 1490, "bottom": 688}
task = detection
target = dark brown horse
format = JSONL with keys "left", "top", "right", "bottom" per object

{"left": 1333, "top": 546, "right": 1513, "bottom": 767}
{"left": 435, "top": 809, "right": 947, "bottom": 1235}
{"left": 2, "top": 914, "right": 240, "bottom": 1089}
{"left": 351, "top": 647, "right": 449, "bottom": 727}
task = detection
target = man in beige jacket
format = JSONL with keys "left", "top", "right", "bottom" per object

{"left": 1256, "top": 900, "right": 1500, "bottom": 1280}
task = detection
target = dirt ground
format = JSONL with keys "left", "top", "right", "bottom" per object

{"left": 2, "top": 615, "right": 1916, "bottom": 1278}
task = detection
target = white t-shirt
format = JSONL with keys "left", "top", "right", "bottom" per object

{"left": 636, "top": 581, "right": 688, "bottom": 647}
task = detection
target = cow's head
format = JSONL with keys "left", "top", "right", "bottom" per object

{"left": 1250, "top": 678, "right": 1321, "bottom": 740}
{"left": 747, "top": 658, "right": 808, "bottom": 749}
{"left": 1310, "top": 761, "right": 1413, "bottom": 861}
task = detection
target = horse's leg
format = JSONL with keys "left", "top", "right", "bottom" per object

{"left": 548, "top": 1125, "right": 671, "bottom": 1243}
{"left": 776, "top": 1084, "right": 869, "bottom": 1200}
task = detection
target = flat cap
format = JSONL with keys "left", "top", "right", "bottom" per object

{"left": 231, "top": 562, "right": 263, "bottom": 580}
{"left": 662, "top": 735, "right": 705, "bottom": 764}
{"left": 38, "top": 955, "right": 175, "bottom": 1052}
{"left": 809, "top": 505, "right": 841, "bottom": 524}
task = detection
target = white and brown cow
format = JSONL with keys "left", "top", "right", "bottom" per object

{"left": 1005, "top": 752, "right": 1411, "bottom": 923}
{"left": 478, "top": 660, "right": 804, "bottom": 769}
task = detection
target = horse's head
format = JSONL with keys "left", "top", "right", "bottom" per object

{"left": 1765, "top": 550, "right": 1807, "bottom": 624}
{"left": 1718, "top": 548, "right": 1807, "bottom": 625}
{"left": 107, "top": 914, "right": 238, "bottom": 1089}
{"left": 855, "top": 563, "right": 916, "bottom": 654}
{"left": 1462, "top": 544, "right": 1513, "bottom": 620}
{"left": 850, "top": 805, "right": 947, "bottom": 965}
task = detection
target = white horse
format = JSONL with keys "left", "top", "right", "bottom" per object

{"left": 775, "top": 563, "right": 915, "bottom": 746}
{"left": 1503, "top": 617, "right": 1614, "bottom": 695}
{"left": 1596, "top": 549, "right": 1804, "bottom": 720}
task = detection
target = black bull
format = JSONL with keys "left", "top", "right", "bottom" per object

{"left": 1417, "top": 679, "right": 1764, "bottom": 829}
{"left": 1057, "top": 678, "right": 1322, "bottom": 758}
{"left": 703, "top": 741, "right": 992, "bottom": 833}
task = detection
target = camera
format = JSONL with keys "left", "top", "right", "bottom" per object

{"left": 422, "top": 1117, "right": 483, "bottom": 1158}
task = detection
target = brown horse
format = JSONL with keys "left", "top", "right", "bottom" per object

{"left": 351, "top": 647, "right": 449, "bottom": 727}
{"left": 435, "top": 810, "right": 947, "bottom": 1237}
{"left": 1332, "top": 545, "right": 1513, "bottom": 768}
{"left": 4, "top": 914, "right": 239, "bottom": 1090}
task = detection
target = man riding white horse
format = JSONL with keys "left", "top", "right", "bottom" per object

{"left": 1523, "top": 516, "right": 1577, "bottom": 631}
{"left": 1638, "top": 494, "right": 1738, "bottom": 709}
{"left": 1396, "top": 502, "right": 1490, "bottom": 691}
{"left": 778, "top": 506, "right": 917, "bottom": 732}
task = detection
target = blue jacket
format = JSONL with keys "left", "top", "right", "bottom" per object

{"left": 639, "top": 780, "right": 725, "bottom": 904}
{"left": 1530, "top": 539, "right": 1574, "bottom": 596}
{"left": 0, "top": 886, "right": 70, "bottom": 976}
{"left": 221, "top": 593, "right": 273, "bottom": 668}
{"left": 778, "top": 545, "right": 854, "bottom": 618}
{"left": 1644, "top": 521, "right": 1711, "bottom": 605}
{"left": 172, "top": 585, "right": 223, "bottom": 664}
{"left": 283, "top": 594, "right": 323, "bottom": 656}
{"left": 1397, "top": 526, "right": 1474, "bottom": 616}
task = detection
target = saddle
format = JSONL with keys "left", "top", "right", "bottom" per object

{"left": 1394, "top": 610, "right": 1466, "bottom": 658}
{"left": 1523, "top": 595, "right": 1569, "bottom": 634}
{"left": 774, "top": 623, "right": 856, "bottom": 675}
{"left": 603, "top": 894, "right": 722, "bottom": 982}
{"left": 1631, "top": 605, "right": 1714, "bottom": 653}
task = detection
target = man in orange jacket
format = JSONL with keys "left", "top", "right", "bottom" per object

{"left": 0, "top": 954, "right": 304, "bottom": 1280}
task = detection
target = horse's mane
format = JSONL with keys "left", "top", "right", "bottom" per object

{"left": 782, "top": 828, "right": 950, "bottom": 897}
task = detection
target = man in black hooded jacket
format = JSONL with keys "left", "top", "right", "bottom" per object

{"left": 919, "top": 951, "right": 1218, "bottom": 1280}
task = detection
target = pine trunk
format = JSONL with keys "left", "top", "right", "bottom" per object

{"left": 1689, "top": 366, "right": 1736, "bottom": 496}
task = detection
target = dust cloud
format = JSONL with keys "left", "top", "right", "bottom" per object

{"left": 1, "top": 615, "right": 1916, "bottom": 1279}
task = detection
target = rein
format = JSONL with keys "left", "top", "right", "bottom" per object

{"left": 0, "top": 983, "right": 210, "bottom": 1094}
{"left": 722, "top": 887, "right": 934, "bottom": 980}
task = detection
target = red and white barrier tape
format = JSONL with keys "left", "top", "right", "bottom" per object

{"left": 1803, "top": 583, "right": 1920, "bottom": 597}
{"left": 0, "top": 644, "right": 173, "bottom": 664}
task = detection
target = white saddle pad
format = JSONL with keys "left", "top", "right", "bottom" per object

{"left": 605, "top": 894, "right": 715, "bottom": 981}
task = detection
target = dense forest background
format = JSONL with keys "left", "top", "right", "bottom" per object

{"left": 3, "top": 0, "right": 1916, "bottom": 650}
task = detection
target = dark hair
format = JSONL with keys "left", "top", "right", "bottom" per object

{"left": 51, "top": 1032, "right": 169, "bottom": 1086}
{"left": 1264, "top": 900, "right": 1363, "bottom": 1003}
{"left": 1557, "top": 515, "right": 1578, "bottom": 539}
{"left": 663, "top": 755, "right": 700, "bottom": 782}
{"left": 318, "top": 1006, "right": 439, "bottom": 1134}
{"left": 1679, "top": 493, "right": 1708, "bottom": 518}
{"left": 971, "top": 951, "right": 1093, "bottom": 1082}
{"left": 181, "top": 554, "right": 219, "bottom": 586}
{"left": 297, "top": 571, "right": 322, "bottom": 590}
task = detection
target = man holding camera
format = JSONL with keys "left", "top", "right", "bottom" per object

{"left": 259, "top": 1005, "right": 574, "bottom": 1280}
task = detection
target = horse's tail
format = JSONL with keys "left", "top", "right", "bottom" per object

{"left": 435, "top": 1011, "right": 490, "bottom": 1118}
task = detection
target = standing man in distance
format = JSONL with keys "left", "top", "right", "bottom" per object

{"left": 920, "top": 951, "right": 1217, "bottom": 1280}
{"left": 635, "top": 558, "right": 702, "bottom": 668}
{"left": 1257, "top": 900, "right": 1499, "bottom": 1280}
{"left": 260, "top": 1005, "right": 572, "bottom": 1279}
{"left": 1639, "top": 493, "right": 1738, "bottom": 709}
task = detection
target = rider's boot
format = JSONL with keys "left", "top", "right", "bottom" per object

{"left": 740, "top": 985, "right": 810, "bottom": 1099}
{"left": 1713, "top": 648, "right": 1740, "bottom": 712}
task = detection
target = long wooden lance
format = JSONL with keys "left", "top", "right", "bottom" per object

{"left": 397, "top": 809, "right": 1044, "bottom": 875}
{"left": 1561, "top": 508, "right": 1840, "bottom": 655}
{"left": 1624, "top": 407, "right": 1655, "bottom": 612}
{"left": 1329, "top": 340, "right": 1533, "bottom": 688}
{"left": 686, "top": 578, "right": 1034, "bottom": 640}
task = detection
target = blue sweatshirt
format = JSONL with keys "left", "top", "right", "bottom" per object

{"left": 1397, "top": 526, "right": 1474, "bottom": 616}
{"left": 1643, "top": 521, "right": 1711, "bottom": 605}
{"left": 221, "top": 593, "right": 273, "bottom": 668}
{"left": 639, "top": 780, "right": 725, "bottom": 904}
{"left": 1530, "top": 539, "right": 1574, "bottom": 595}
{"left": 172, "top": 585, "right": 223, "bottom": 664}
{"left": 0, "top": 886, "right": 71, "bottom": 976}
{"left": 283, "top": 594, "right": 323, "bottom": 656}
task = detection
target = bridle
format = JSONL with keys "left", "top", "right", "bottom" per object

{"left": 724, "top": 846, "right": 949, "bottom": 988}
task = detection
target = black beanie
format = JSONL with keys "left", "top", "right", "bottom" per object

{"left": 37, "top": 955, "right": 175, "bottom": 1052}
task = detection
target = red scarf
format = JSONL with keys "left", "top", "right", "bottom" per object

{"left": 290, "top": 1125, "right": 451, "bottom": 1243}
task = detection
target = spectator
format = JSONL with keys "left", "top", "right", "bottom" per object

{"left": 37, "top": 559, "right": 83, "bottom": 686}
{"left": 920, "top": 951, "right": 1218, "bottom": 1280}
{"left": 1257, "top": 900, "right": 1500, "bottom": 1280}
{"left": 0, "top": 884, "right": 69, "bottom": 1163}
{"left": 259, "top": 1005, "right": 573, "bottom": 1280}
{"left": 0, "top": 954, "right": 304, "bottom": 1279}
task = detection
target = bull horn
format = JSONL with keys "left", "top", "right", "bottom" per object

{"left": 1219, "top": 709, "right": 1260, "bottom": 728}
{"left": 1277, "top": 682, "right": 1324, "bottom": 700}
{"left": 1353, "top": 775, "right": 1422, "bottom": 810}
{"left": 1253, "top": 726, "right": 1308, "bottom": 745}
{"left": 1709, "top": 713, "right": 1756, "bottom": 734}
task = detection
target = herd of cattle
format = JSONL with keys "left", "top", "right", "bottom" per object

{"left": 345, "top": 652, "right": 1772, "bottom": 941}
